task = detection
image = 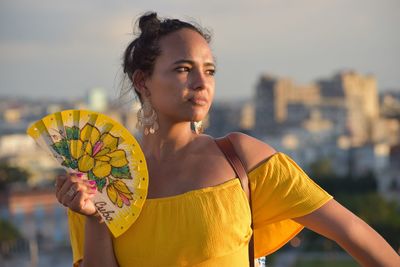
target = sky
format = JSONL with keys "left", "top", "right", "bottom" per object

{"left": 0, "top": 0, "right": 399, "bottom": 101}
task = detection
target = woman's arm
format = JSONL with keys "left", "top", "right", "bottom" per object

{"left": 55, "top": 173, "right": 119, "bottom": 267}
{"left": 293, "top": 199, "right": 400, "bottom": 267}
{"left": 227, "top": 132, "right": 399, "bottom": 266}
{"left": 81, "top": 216, "right": 119, "bottom": 267}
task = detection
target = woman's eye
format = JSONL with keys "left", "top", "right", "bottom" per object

{"left": 206, "top": 69, "right": 216, "bottom": 76}
{"left": 175, "top": 67, "right": 190, "bottom": 73}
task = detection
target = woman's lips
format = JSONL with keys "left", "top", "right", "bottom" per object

{"left": 189, "top": 97, "right": 208, "bottom": 106}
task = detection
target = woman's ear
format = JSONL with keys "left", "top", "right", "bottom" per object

{"left": 132, "top": 70, "right": 150, "bottom": 97}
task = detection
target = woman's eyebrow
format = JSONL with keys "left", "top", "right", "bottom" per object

{"left": 172, "top": 59, "right": 216, "bottom": 68}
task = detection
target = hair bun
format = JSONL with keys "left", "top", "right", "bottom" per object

{"left": 138, "top": 12, "right": 161, "bottom": 38}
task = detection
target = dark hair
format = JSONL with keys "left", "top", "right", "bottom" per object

{"left": 122, "top": 12, "right": 212, "bottom": 100}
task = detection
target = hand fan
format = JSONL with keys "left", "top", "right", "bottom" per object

{"left": 26, "top": 109, "right": 148, "bottom": 237}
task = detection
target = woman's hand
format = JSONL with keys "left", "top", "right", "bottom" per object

{"left": 56, "top": 173, "right": 118, "bottom": 267}
{"left": 55, "top": 172, "right": 97, "bottom": 216}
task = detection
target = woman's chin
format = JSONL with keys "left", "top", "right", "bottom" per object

{"left": 189, "top": 111, "right": 208, "bottom": 122}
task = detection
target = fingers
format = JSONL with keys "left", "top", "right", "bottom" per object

{"left": 55, "top": 174, "right": 67, "bottom": 194}
{"left": 55, "top": 173, "right": 81, "bottom": 196}
{"left": 59, "top": 181, "right": 80, "bottom": 205}
{"left": 55, "top": 172, "right": 97, "bottom": 213}
{"left": 69, "top": 190, "right": 97, "bottom": 214}
{"left": 56, "top": 174, "right": 77, "bottom": 202}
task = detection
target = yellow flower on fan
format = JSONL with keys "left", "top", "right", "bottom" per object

{"left": 69, "top": 124, "right": 128, "bottom": 178}
{"left": 107, "top": 180, "right": 134, "bottom": 208}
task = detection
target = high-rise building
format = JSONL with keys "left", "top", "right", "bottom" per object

{"left": 254, "top": 74, "right": 320, "bottom": 134}
{"left": 240, "top": 101, "right": 255, "bottom": 130}
{"left": 255, "top": 71, "right": 379, "bottom": 146}
{"left": 318, "top": 71, "right": 379, "bottom": 146}
{"left": 87, "top": 87, "right": 108, "bottom": 112}
{"left": 206, "top": 101, "right": 243, "bottom": 137}
{"left": 254, "top": 75, "right": 287, "bottom": 134}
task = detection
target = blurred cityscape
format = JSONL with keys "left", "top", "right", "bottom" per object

{"left": 209, "top": 70, "right": 400, "bottom": 198}
{"left": 1, "top": 70, "right": 400, "bottom": 266}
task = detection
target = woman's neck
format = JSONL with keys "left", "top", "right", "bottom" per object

{"left": 140, "top": 121, "right": 196, "bottom": 162}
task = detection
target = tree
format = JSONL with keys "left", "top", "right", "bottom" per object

{"left": 309, "top": 157, "right": 335, "bottom": 179}
{"left": 0, "top": 162, "right": 29, "bottom": 191}
{"left": 0, "top": 219, "right": 22, "bottom": 258}
{"left": 0, "top": 219, "right": 21, "bottom": 242}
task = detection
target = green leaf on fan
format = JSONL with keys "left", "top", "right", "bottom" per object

{"left": 51, "top": 140, "right": 70, "bottom": 158}
{"left": 87, "top": 171, "right": 106, "bottom": 192}
{"left": 88, "top": 171, "right": 97, "bottom": 180}
{"left": 70, "top": 159, "right": 78, "bottom": 169}
{"left": 96, "top": 178, "right": 107, "bottom": 193}
{"left": 61, "top": 159, "right": 78, "bottom": 169}
{"left": 61, "top": 160, "right": 69, "bottom": 168}
{"left": 111, "top": 165, "right": 131, "bottom": 179}
{"left": 66, "top": 126, "right": 80, "bottom": 140}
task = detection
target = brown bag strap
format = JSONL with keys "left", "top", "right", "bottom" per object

{"left": 215, "top": 135, "right": 255, "bottom": 267}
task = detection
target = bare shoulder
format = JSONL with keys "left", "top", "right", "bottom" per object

{"left": 226, "top": 132, "right": 277, "bottom": 172}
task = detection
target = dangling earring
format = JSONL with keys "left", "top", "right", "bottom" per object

{"left": 136, "top": 98, "right": 159, "bottom": 135}
{"left": 193, "top": 121, "right": 203, "bottom": 134}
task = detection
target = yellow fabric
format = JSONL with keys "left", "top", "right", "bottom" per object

{"left": 67, "top": 152, "right": 333, "bottom": 266}
{"left": 67, "top": 209, "right": 85, "bottom": 266}
{"left": 250, "top": 153, "right": 333, "bottom": 257}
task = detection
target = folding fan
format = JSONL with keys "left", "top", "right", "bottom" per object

{"left": 26, "top": 109, "right": 148, "bottom": 237}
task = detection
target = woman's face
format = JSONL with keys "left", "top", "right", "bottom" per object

{"left": 144, "top": 28, "right": 216, "bottom": 124}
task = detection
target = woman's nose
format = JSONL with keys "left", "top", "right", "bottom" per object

{"left": 189, "top": 69, "right": 208, "bottom": 91}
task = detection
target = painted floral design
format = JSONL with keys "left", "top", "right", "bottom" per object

{"left": 50, "top": 123, "right": 133, "bottom": 208}
{"left": 107, "top": 180, "right": 134, "bottom": 208}
{"left": 69, "top": 124, "right": 128, "bottom": 177}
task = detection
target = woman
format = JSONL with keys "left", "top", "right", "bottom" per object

{"left": 55, "top": 12, "right": 400, "bottom": 267}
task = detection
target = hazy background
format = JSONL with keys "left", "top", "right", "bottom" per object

{"left": 1, "top": 0, "right": 399, "bottom": 101}
{"left": 1, "top": 2, "right": 400, "bottom": 266}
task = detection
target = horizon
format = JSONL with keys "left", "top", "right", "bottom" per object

{"left": 1, "top": 69, "right": 399, "bottom": 103}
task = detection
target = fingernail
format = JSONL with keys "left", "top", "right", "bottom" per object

{"left": 90, "top": 186, "right": 97, "bottom": 191}
{"left": 77, "top": 173, "right": 83, "bottom": 178}
{"left": 88, "top": 180, "right": 96, "bottom": 186}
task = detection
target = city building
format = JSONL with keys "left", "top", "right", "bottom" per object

{"left": 253, "top": 71, "right": 400, "bottom": 194}
{"left": 0, "top": 188, "right": 69, "bottom": 244}
{"left": 318, "top": 71, "right": 379, "bottom": 147}
{"left": 87, "top": 87, "right": 108, "bottom": 112}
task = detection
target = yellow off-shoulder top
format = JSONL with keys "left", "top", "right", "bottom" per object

{"left": 68, "top": 153, "right": 333, "bottom": 266}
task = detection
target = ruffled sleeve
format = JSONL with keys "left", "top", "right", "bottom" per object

{"left": 249, "top": 153, "right": 333, "bottom": 258}
{"left": 67, "top": 209, "right": 86, "bottom": 267}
